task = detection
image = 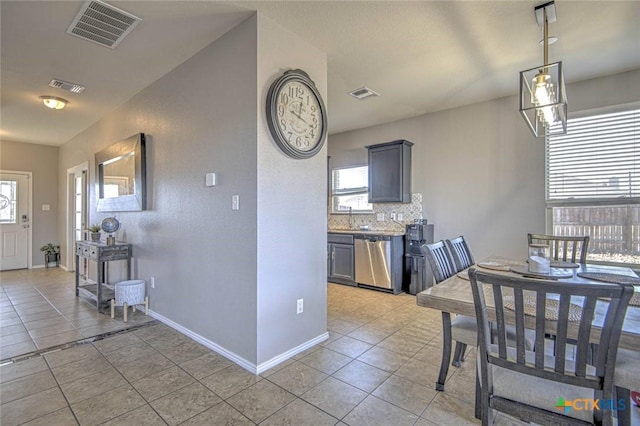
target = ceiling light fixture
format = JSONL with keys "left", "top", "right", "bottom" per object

{"left": 519, "top": 1, "right": 567, "bottom": 138}
{"left": 40, "top": 96, "right": 68, "bottom": 110}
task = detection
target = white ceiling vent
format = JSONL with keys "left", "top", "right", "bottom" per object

{"left": 67, "top": 0, "right": 141, "bottom": 49}
{"left": 348, "top": 87, "right": 380, "bottom": 100}
{"left": 49, "top": 79, "right": 85, "bottom": 94}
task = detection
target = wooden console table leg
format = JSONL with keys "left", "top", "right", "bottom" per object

{"left": 123, "top": 302, "right": 128, "bottom": 322}
{"left": 436, "top": 311, "right": 453, "bottom": 391}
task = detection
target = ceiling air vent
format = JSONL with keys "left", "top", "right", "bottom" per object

{"left": 348, "top": 87, "right": 380, "bottom": 100}
{"left": 66, "top": 0, "right": 141, "bottom": 49}
{"left": 49, "top": 79, "right": 86, "bottom": 94}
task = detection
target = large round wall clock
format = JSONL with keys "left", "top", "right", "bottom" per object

{"left": 266, "top": 69, "right": 327, "bottom": 159}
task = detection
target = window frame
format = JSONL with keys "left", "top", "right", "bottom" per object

{"left": 330, "top": 165, "right": 373, "bottom": 214}
{"left": 544, "top": 103, "right": 640, "bottom": 267}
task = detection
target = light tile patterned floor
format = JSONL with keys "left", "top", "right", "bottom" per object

{"left": 1, "top": 269, "right": 637, "bottom": 425}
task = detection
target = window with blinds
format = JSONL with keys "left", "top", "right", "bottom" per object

{"left": 546, "top": 107, "right": 639, "bottom": 265}
{"left": 331, "top": 166, "right": 372, "bottom": 213}
{"left": 546, "top": 108, "right": 639, "bottom": 206}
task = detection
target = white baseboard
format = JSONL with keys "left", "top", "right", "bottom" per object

{"left": 148, "top": 309, "right": 328, "bottom": 375}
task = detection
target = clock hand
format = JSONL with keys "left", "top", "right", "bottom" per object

{"left": 291, "top": 110, "right": 308, "bottom": 124}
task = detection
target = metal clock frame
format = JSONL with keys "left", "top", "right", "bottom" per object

{"left": 266, "top": 69, "right": 327, "bottom": 159}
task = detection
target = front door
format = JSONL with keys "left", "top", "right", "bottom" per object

{"left": 0, "top": 172, "right": 30, "bottom": 270}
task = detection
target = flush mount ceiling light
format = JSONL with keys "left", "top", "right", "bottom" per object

{"left": 519, "top": 0, "right": 567, "bottom": 138}
{"left": 40, "top": 96, "right": 68, "bottom": 110}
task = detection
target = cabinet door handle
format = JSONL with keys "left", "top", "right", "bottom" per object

{"left": 331, "top": 250, "right": 335, "bottom": 260}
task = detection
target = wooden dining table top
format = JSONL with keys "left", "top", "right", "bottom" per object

{"left": 416, "top": 257, "right": 640, "bottom": 352}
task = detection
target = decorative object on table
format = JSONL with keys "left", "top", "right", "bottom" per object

{"left": 528, "top": 243, "right": 550, "bottom": 274}
{"left": 265, "top": 69, "right": 327, "bottom": 159}
{"left": 101, "top": 217, "right": 121, "bottom": 246}
{"left": 577, "top": 271, "right": 640, "bottom": 285}
{"left": 510, "top": 264, "right": 573, "bottom": 280}
{"left": 549, "top": 260, "right": 579, "bottom": 268}
{"left": 110, "top": 279, "right": 148, "bottom": 322}
{"left": 519, "top": 0, "right": 567, "bottom": 138}
{"left": 40, "top": 242, "right": 60, "bottom": 267}
{"left": 86, "top": 224, "right": 101, "bottom": 242}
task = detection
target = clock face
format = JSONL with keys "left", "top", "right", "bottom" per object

{"left": 266, "top": 70, "right": 327, "bottom": 159}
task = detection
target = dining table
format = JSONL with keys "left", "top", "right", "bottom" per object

{"left": 416, "top": 257, "right": 640, "bottom": 393}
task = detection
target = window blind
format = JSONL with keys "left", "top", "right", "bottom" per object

{"left": 332, "top": 166, "right": 368, "bottom": 195}
{"left": 546, "top": 108, "right": 639, "bottom": 206}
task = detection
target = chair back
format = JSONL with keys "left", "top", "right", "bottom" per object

{"left": 445, "top": 236, "right": 475, "bottom": 272}
{"left": 468, "top": 269, "right": 633, "bottom": 425}
{"left": 527, "top": 233, "right": 590, "bottom": 264}
{"left": 423, "top": 241, "right": 457, "bottom": 284}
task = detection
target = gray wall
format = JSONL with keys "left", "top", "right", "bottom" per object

{"left": 0, "top": 139, "right": 58, "bottom": 266}
{"left": 256, "top": 16, "right": 328, "bottom": 365}
{"left": 57, "top": 14, "right": 328, "bottom": 370}
{"left": 328, "top": 69, "right": 640, "bottom": 262}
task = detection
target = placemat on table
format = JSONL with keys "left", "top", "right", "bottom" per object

{"left": 477, "top": 261, "right": 511, "bottom": 271}
{"left": 550, "top": 260, "right": 580, "bottom": 269}
{"left": 503, "top": 294, "right": 582, "bottom": 321}
{"left": 509, "top": 265, "right": 574, "bottom": 280}
{"left": 577, "top": 272, "right": 640, "bottom": 285}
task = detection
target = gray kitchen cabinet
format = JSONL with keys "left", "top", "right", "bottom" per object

{"left": 328, "top": 233, "right": 356, "bottom": 286}
{"left": 367, "top": 139, "right": 413, "bottom": 203}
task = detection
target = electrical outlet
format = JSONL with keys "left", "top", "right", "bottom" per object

{"left": 397, "top": 213, "right": 403, "bottom": 221}
{"left": 376, "top": 213, "right": 385, "bottom": 221}
{"left": 150, "top": 277, "right": 155, "bottom": 289}
{"left": 390, "top": 212, "right": 396, "bottom": 221}
{"left": 232, "top": 195, "right": 240, "bottom": 210}
{"left": 297, "top": 299, "right": 304, "bottom": 314}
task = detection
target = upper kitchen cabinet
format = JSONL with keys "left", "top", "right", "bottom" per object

{"left": 367, "top": 139, "right": 413, "bottom": 203}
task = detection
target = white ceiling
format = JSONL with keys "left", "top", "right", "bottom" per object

{"left": 2, "top": 1, "right": 639, "bottom": 146}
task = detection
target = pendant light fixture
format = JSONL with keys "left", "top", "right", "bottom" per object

{"left": 519, "top": 1, "right": 567, "bottom": 137}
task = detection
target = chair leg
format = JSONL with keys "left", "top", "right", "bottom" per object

{"left": 616, "top": 386, "right": 631, "bottom": 426}
{"left": 436, "top": 312, "right": 453, "bottom": 391}
{"left": 452, "top": 342, "right": 467, "bottom": 367}
{"left": 475, "top": 368, "right": 482, "bottom": 420}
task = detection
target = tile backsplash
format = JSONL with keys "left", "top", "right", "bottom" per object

{"left": 328, "top": 193, "right": 424, "bottom": 232}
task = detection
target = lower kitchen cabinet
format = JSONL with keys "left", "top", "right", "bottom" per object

{"left": 328, "top": 233, "right": 356, "bottom": 286}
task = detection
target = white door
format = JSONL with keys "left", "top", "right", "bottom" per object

{"left": 0, "top": 172, "right": 30, "bottom": 270}
{"left": 67, "top": 164, "right": 88, "bottom": 272}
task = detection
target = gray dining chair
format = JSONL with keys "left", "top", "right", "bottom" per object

{"left": 614, "top": 348, "right": 640, "bottom": 425}
{"left": 423, "top": 240, "right": 479, "bottom": 391}
{"left": 445, "top": 235, "right": 475, "bottom": 271}
{"left": 469, "top": 268, "right": 634, "bottom": 426}
{"left": 527, "top": 233, "right": 590, "bottom": 264}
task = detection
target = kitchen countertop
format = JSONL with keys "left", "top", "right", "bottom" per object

{"left": 328, "top": 229, "right": 405, "bottom": 237}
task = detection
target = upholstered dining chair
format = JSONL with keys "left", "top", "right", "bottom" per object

{"left": 527, "top": 233, "right": 590, "bottom": 264}
{"left": 613, "top": 341, "right": 640, "bottom": 425}
{"left": 469, "top": 269, "right": 634, "bottom": 426}
{"left": 424, "top": 241, "right": 478, "bottom": 372}
{"left": 445, "top": 235, "right": 475, "bottom": 271}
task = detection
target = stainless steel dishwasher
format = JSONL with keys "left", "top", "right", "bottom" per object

{"left": 354, "top": 234, "right": 392, "bottom": 289}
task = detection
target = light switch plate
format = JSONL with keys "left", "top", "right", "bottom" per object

{"left": 205, "top": 173, "right": 216, "bottom": 187}
{"left": 232, "top": 195, "right": 240, "bottom": 210}
{"left": 377, "top": 213, "right": 385, "bottom": 221}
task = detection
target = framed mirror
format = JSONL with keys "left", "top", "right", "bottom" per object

{"left": 96, "top": 133, "right": 146, "bottom": 212}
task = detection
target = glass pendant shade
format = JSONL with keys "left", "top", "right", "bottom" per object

{"left": 520, "top": 61, "right": 567, "bottom": 137}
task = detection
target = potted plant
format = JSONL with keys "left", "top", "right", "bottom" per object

{"left": 86, "top": 224, "right": 101, "bottom": 242}
{"left": 40, "top": 243, "right": 60, "bottom": 267}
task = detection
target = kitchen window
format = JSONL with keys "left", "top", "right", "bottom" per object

{"left": 331, "top": 165, "right": 373, "bottom": 213}
{"left": 545, "top": 106, "right": 639, "bottom": 265}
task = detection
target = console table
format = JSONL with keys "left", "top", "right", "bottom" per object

{"left": 75, "top": 240, "right": 132, "bottom": 312}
